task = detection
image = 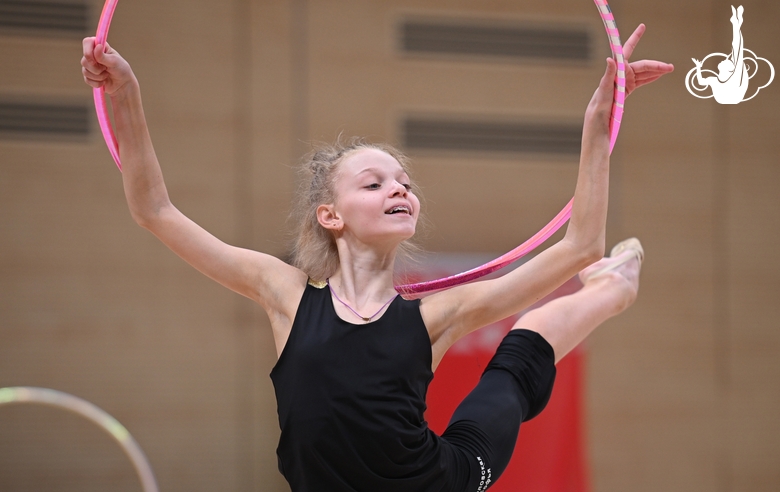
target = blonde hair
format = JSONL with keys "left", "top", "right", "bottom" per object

{"left": 290, "top": 137, "right": 422, "bottom": 282}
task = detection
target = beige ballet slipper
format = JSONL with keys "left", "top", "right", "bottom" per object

{"left": 580, "top": 237, "right": 644, "bottom": 283}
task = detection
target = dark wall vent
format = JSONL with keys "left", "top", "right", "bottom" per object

{"left": 0, "top": 0, "right": 88, "bottom": 37}
{"left": 401, "top": 19, "right": 590, "bottom": 62}
{"left": 0, "top": 101, "right": 90, "bottom": 138}
{"left": 403, "top": 117, "right": 581, "bottom": 155}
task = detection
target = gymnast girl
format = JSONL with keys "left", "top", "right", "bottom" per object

{"left": 81, "top": 23, "right": 672, "bottom": 491}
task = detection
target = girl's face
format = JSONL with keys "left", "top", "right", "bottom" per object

{"left": 319, "top": 148, "right": 420, "bottom": 246}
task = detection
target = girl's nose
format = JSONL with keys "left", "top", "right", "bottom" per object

{"left": 390, "top": 181, "right": 407, "bottom": 197}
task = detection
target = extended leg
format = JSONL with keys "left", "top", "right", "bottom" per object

{"left": 441, "top": 239, "right": 642, "bottom": 490}
{"left": 514, "top": 238, "right": 642, "bottom": 364}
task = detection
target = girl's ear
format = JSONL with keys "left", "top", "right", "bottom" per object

{"left": 317, "top": 204, "right": 343, "bottom": 231}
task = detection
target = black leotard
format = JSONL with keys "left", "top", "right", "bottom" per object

{"left": 270, "top": 281, "right": 556, "bottom": 491}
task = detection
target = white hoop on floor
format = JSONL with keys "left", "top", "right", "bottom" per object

{"left": 0, "top": 386, "right": 159, "bottom": 492}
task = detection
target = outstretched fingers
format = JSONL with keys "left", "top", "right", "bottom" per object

{"left": 618, "top": 24, "right": 674, "bottom": 95}
{"left": 628, "top": 59, "right": 675, "bottom": 90}
{"left": 631, "top": 59, "right": 675, "bottom": 76}
{"left": 621, "top": 23, "right": 646, "bottom": 61}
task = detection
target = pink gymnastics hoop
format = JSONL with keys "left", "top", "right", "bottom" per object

{"left": 92, "top": 0, "right": 626, "bottom": 295}
{"left": 94, "top": 0, "right": 121, "bottom": 171}
{"left": 395, "top": 0, "right": 626, "bottom": 297}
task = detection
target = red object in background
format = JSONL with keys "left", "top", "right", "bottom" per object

{"left": 425, "top": 278, "right": 589, "bottom": 492}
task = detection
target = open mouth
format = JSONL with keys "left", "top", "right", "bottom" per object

{"left": 386, "top": 205, "right": 411, "bottom": 215}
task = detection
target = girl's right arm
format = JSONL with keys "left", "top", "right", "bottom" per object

{"left": 81, "top": 38, "right": 306, "bottom": 332}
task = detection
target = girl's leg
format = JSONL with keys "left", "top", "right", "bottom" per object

{"left": 442, "top": 329, "right": 555, "bottom": 491}
{"left": 441, "top": 240, "right": 642, "bottom": 490}
{"left": 517, "top": 242, "right": 641, "bottom": 364}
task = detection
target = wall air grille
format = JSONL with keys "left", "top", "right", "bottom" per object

{"left": 0, "top": 101, "right": 90, "bottom": 138}
{"left": 403, "top": 117, "right": 581, "bottom": 155}
{"left": 0, "top": 0, "right": 88, "bottom": 37}
{"left": 401, "top": 20, "right": 590, "bottom": 61}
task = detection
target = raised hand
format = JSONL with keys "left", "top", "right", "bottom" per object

{"left": 621, "top": 24, "right": 675, "bottom": 96}
{"left": 582, "top": 58, "right": 619, "bottom": 143}
{"left": 81, "top": 37, "right": 137, "bottom": 96}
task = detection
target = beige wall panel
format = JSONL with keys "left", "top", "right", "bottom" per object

{"left": 728, "top": 396, "right": 780, "bottom": 491}
{"left": 0, "top": 406, "right": 139, "bottom": 491}
{"left": 586, "top": 2, "right": 727, "bottom": 492}
{"left": 305, "top": 0, "right": 603, "bottom": 141}
{"left": 0, "top": 36, "right": 85, "bottom": 96}
{"left": 411, "top": 157, "right": 578, "bottom": 252}
{"left": 726, "top": 116, "right": 780, "bottom": 490}
{"left": 724, "top": 2, "right": 780, "bottom": 486}
{"left": 1, "top": 0, "right": 247, "bottom": 490}
{"left": 249, "top": 1, "right": 298, "bottom": 490}
{"left": 590, "top": 412, "right": 720, "bottom": 492}
{"left": 252, "top": 0, "right": 300, "bottom": 254}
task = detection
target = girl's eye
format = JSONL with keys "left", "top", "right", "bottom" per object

{"left": 402, "top": 184, "right": 412, "bottom": 191}
{"left": 366, "top": 183, "right": 381, "bottom": 190}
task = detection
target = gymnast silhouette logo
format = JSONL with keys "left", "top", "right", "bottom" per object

{"left": 685, "top": 5, "right": 774, "bottom": 104}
